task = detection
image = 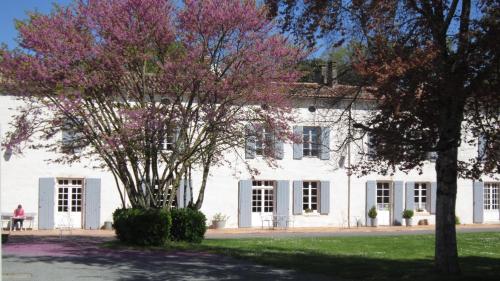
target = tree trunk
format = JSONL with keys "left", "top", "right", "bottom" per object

{"left": 435, "top": 144, "right": 460, "bottom": 274}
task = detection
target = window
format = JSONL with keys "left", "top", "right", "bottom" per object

{"left": 376, "top": 182, "right": 391, "bottom": 210}
{"left": 150, "top": 181, "right": 177, "bottom": 208}
{"left": 251, "top": 180, "right": 274, "bottom": 213}
{"left": 255, "top": 128, "right": 275, "bottom": 156}
{"left": 62, "top": 120, "right": 83, "bottom": 154}
{"left": 57, "top": 179, "right": 83, "bottom": 212}
{"left": 484, "top": 183, "right": 499, "bottom": 210}
{"left": 303, "top": 126, "right": 320, "bottom": 157}
{"left": 303, "top": 181, "right": 319, "bottom": 212}
{"left": 414, "top": 182, "right": 428, "bottom": 211}
{"left": 160, "top": 127, "right": 176, "bottom": 151}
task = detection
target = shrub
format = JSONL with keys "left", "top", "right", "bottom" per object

{"left": 402, "top": 209, "right": 414, "bottom": 219}
{"left": 170, "top": 208, "right": 207, "bottom": 243}
{"left": 113, "top": 208, "right": 171, "bottom": 246}
{"left": 455, "top": 215, "right": 461, "bottom": 225}
{"left": 212, "top": 212, "right": 229, "bottom": 222}
{"left": 368, "top": 206, "right": 377, "bottom": 218}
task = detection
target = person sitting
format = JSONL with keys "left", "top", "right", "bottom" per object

{"left": 12, "top": 204, "right": 25, "bottom": 231}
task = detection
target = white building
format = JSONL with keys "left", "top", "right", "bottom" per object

{"left": 1, "top": 84, "right": 498, "bottom": 229}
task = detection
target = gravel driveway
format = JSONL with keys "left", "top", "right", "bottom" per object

{"left": 2, "top": 235, "right": 331, "bottom": 281}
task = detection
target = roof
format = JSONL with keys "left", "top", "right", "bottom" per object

{"left": 289, "top": 82, "right": 376, "bottom": 100}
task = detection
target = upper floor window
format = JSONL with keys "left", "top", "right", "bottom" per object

{"left": 255, "top": 128, "right": 275, "bottom": 157}
{"left": 303, "top": 126, "right": 320, "bottom": 157}
{"left": 61, "top": 120, "right": 83, "bottom": 154}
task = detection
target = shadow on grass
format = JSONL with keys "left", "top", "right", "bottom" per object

{"left": 177, "top": 242, "right": 500, "bottom": 281}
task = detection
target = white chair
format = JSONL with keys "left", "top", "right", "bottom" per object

{"left": 260, "top": 214, "right": 273, "bottom": 229}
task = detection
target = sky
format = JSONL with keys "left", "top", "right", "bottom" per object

{"left": 1, "top": 1, "right": 74, "bottom": 49}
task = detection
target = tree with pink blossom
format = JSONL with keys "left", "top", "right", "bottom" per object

{"left": 0, "top": 0, "right": 303, "bottom": 209}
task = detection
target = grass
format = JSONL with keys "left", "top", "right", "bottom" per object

{"left": 104, "top": 232, "right": 500, "bottom": 280}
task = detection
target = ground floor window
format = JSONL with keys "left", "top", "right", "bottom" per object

{"left": 377, "top": 182, "right": 391, "bottom": 210}
{"left": 303, "top": 181, "right": 319, "bottom": 212}
{"left": 414, "top": 182, "right": 429, "bottom": 212}
{"left": 484, "top": 183, "right": 499, "bottom": 210}
{"left": 57, "top": 179, "right": 82, "bottom": 212}
{"left": 252, "top": 180, "right": 274, "bottom": 213}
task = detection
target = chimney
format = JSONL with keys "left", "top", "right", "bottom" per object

{"left": 321, "top": 61, "right": 336, "bottom": 86}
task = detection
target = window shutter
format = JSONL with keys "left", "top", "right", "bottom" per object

{"left": 405, "top": 182, "right": 415, "bottom": 211}
{"left": 478, "top": 134, "right": 486, "bottom": 161}
{"left": 365, "top": 181, "right": 377, "bottom": 225}
{"left": 245, "top": 125, "right": 256, "bottom": 159}
{"left": 320, "top": 181, "right": 330, "bottom": 214}
{"left": 38, "top": 178, "right": 55, "bottom": 230}
{"left": 393, "top": 181, "right": 404, "bottom": 225}
{"left": 276, "top": 180, "right": 290, "bottom": 227}
{"left": 430, "top": 182, "right": 437, "bottom": 214}
{"left": 473, "top": 181, "right": 484, "bottom": 223}
{"left": 84, "top": 178, "right": 101, "bottom": 230}
{"left": 293, "top": 126, "right": 303, "bottom": 160}
{"left": 320, "top": 127, "right": 330, "bottom": 160}
{"left": 238, "top": 180, "right": 253, "bottom": 227}
{"left": 293, "top": 181, "right": 303, "bottom": 215}
{"left": 184, "top": 180, "right": 191, "bottom": 207}
{"left": 275, "top": 137, "right": 284, "bottom": 160}
{"left": 176, "top": 179, "right": 185, "bottom": 208}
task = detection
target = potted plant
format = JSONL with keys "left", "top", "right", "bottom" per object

{"left": 402, "top": 209, "right": 414, "bottom": 227}
{"left": 368, "top": 206, "right": 378, "bottom": 227}
{"left": 212, "top": 213, "right": 229, "bottom": 229}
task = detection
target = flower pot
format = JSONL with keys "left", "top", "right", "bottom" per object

{"left": 213, "top": 220, "right": 226, "bottom": 229}
{"left": 405, "top": 218, "right": 412, "bottom": 227}
{"left": 370, "top": 218, "right": 378, "bottom": 227}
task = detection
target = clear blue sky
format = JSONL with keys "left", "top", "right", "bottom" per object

{"left": 1, "top": 0, "right": 73, "bottom": 49}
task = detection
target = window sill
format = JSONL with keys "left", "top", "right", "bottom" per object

{"left": 301, "top": 212, "right": 321, "bottom": 217}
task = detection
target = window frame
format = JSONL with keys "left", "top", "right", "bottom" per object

{"left": 484, "top": 182, "right": 499, "bottom": 210}
{"left": 255, "top": 128, "right": 275, "bottom": 157}
{"left": 303, "top": 126, "right": 321, "bottom": 157}
{"left": 376, "top": 182, "right": 391, "bottom": 210}
{"left": 414, "top": 182, "right": 429, "bottom": 212}
{"left": 251, "top": 180, "right": 275, "bottom": 213}
{"left": 302, "top": 181, "right": 320, "bottom": 213}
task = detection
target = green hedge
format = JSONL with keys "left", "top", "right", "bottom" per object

{"left": 113, "top": 208, "right": 171, "bottom": 246}
{"left": 170, "top": 208, "right": 207, "bottom": 243}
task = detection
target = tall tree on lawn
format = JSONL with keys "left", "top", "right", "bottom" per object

{"left": 267, "top": 0, "right": 499, "bottom": 274}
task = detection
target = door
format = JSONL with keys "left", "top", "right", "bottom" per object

{"left": 484, "top": 182, "right": 499, "bottom": 222}
{"left": 376, "top": 182, "right": 392, "bottom": 225}
{"left": 251, "top": 180, "right": 275, "bottom": 227}
{"left": 55, "top": 178, "right": 83, "bottom": 228}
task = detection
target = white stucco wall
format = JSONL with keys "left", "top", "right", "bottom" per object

{"left": 0, "top": 94, "right": 498, "bottom": 229}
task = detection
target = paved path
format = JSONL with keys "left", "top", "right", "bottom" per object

{"left": 2, "top": 235, "right": 331, "bottom": 281}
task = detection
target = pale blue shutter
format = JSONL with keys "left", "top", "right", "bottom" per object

{"left": 184, "top": 180, "right": 191, "bottom": 207}
{"left": 478, "top": 134, "right": 486, "bottom": 160}
{"left": 320, "top": 181, "right": 330, "bottom": 214}
{"left": 430, "top": 182, "right": 437, "bottom": 214}
{"left": 245, "top": 125, "right": 256, "bottom": 159}
{"left": 275, "top": 137, "right": 284, "bottom": 160}
{"left": 320, "top": 127, "right": 330, "bottom": 160}
{"left": 38, "top": 178, "right": 55, "bottom": 230}
{"left": 84, "top": 178, "right": 101, "bottom": 230}
{"left": 405, "top": 182, "right": 415, "bottom": 210}
{"left": 366, "top": 181, "right": 377, "bottom": 225}
{"left": 238, "top": 180, "right": 252, "bottom": 228}
{"left": 473, "top": 181, "right": 484, "bottom": 223}
{"left": 293, "top": 126, "right": 303, "bottom": 160}
{"left": 393, "top": 181, "right": 404, "bottom": 225}
{"left": 293, "top": 181, "right": 303, "bottom": 215}
{"left": 177, "top": 179, "right": 185, "bottom": 208}
{"left": 276, "top": 180, "right": 290, "bottom": 227}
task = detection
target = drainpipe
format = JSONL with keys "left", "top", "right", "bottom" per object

{"left": 347, "top": 106, "right": 352, "bottom": 228}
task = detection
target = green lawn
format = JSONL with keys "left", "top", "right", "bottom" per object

{"left": 172, "top": 232, "right": 500, "bottom": 281}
